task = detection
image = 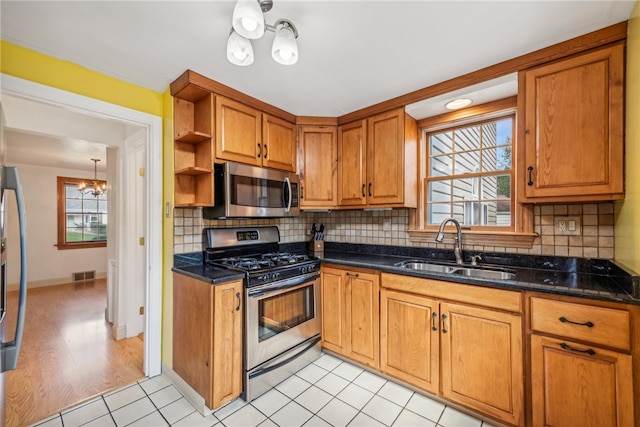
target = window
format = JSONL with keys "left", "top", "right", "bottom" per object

{"left": 426, "top": 115, "right": 513, "bottom": 229}
{"left": 57, "top": 176, "right": 107, "bottom": 250}
{"left": 409, "top": 97, "right": 536, "bottom": 248}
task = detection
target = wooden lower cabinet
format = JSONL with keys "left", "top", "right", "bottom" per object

{"left": 321, "top": 266, "right": 379, "bottom": 369}
{"left": 173, "top": 273, "right": 243, "bottom": 410}
{"left": 440, "top": 302, "right": 523, "bottom": 426}
{"left": 380, "top": 289, "right": 439, "bottom": 394}
{"left": 379, "top": 273, "right": 524, "bottom": 426}
{"left": 530, "top": 334, "right": 633, "bottom": 427}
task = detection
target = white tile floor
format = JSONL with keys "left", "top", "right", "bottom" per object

{"left": 31, "top": 353, "right": 496, "bottom": 427}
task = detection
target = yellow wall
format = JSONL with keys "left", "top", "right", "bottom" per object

{"left": 162, "top": 89, "right": 174, "bottom": 366}
{"left": 0, "top": 41, "right": 163, "bottom": 116}
{"left": 1, "top": 41, "right": 176, "bottom": 364}
{"left": 615, "top": 1, "right": 640, "bottom": 272}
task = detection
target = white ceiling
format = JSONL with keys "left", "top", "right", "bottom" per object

{"left": 0, "top": 0, "right": 635, "bottom": 169}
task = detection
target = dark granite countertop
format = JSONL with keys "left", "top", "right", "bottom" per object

{"left": 171, "top": 242, "right": 639, "bottom": 304}
{"left": 172, "top": 252, "right": 245, "bottom": 284}
{"left": 320, "top": 242, "right": 639, "bottom": 304}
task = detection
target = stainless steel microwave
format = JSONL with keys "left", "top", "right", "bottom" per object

{"left": 203, "top": 162, "right": 300, "bottom": 219}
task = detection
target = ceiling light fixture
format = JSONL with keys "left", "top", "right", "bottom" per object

{"left": 78, "top": 158, "right": 107, "bottom": 197}
{"left": 445, "top": 98, "right": 473, "bottom": 110}
{"left": 227, "top": 0, "right": 299, "bottom": 66}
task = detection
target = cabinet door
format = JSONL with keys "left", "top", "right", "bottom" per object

{"left": 440, "top": 302, "right": 524, "bottom": 426}
{"left": 367, "top": 109, "right": 405, "bottom": 206}
{"left": 172, "top": 273, "right": 213, "bottom": 406}
{"left": 320, "top": 267, "right": 346, "bottom": 353}
{"left": 345, "top": 270, "right": 380, "bottom": 368}
{"left": 211, "top": 279, "right": 243, "bottom": 409}
{"left": 262, "top": 114, "right": 296, "bottom": 172}
{"left": 338, "top": 120, "right": 367, "bottom": 206}
{"left": 298, "top": 125, "right": 338, "bottom": 208}
{"left": 523, "top": 43, "right": 624, "bottom": 201}
{"left": 531, "top": 334, "right": 633, "bottom": 427}
{"left": 216, "top": 96, "right": 262, "bottom": 166}
{"left": 380, "top": 289, "right": 439, "bottom": 394}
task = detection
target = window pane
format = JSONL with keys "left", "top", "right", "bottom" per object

{"left": 495, "top": 118, "right": 513, "bottom": 146}
{"left": 482, "top": 123, "right": 497, "bottom": 147}
{"left": 454, "top": 151, "right": 480, "bottom": 175}
{"left": 430, "top": 155, "right": 452, "bottom": 177}
{"left": 430, "top": 132, "right": 453, "bottom": 155}
{"left": 455, "top": 126, "right": 481, "bottom": 151}
{"left": 426, "top": 114, "right": 514, "bottom": 227}
{"left": 63, "top": 182, "right": 107, "bottom": 243}
{"left": 485, "top": 175, "right": 511, "bottom": 198}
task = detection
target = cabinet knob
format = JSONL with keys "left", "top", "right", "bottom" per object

{"left": 346, "top": 272, "right": 359, "bottom": 278}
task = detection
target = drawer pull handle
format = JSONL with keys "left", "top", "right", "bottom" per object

{"left": 431, "top": 312, "right": 438, "bottom": 331}
{"left": 235, "top": 292, "right": 241, "bottom": 311}
{"left": 361, "top": 184, "right": 365, "bottom": 198}
{"left": 559, "top": 316, "right": 594, "bottom": 328}
{"left": 560, "top": 342, "right": 596, "bottom": 356}
{"left": 442, "top": 313, "right": 448, "bottom": 334}
{"left": 346, "top": 272, "right": 359, "bottom": 278}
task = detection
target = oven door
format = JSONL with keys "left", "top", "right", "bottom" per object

{"left": 246, "top": 272, "right": 320, "bottom": 370}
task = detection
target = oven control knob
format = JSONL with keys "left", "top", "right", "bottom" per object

{"left": 301, "top": 266, "right": 307, "bottom": 273}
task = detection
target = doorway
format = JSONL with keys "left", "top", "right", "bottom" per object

{"left": 1, "top": 73, "right": 162, "bottom": 378}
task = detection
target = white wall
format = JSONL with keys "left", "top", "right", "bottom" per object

{"left": 5, "top": 162, "right": 107, "bottom": 288}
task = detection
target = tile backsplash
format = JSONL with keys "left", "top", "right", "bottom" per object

{"left": 173, "top": 202, "right": 615, "bottom": 260}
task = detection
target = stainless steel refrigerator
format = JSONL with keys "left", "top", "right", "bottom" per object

{"left": 0, "top": 104, "right": 28, "bottom": 425}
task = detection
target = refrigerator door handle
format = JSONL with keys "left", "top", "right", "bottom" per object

{"left": 1, "top": 166, "right": 27, "bottom": 372}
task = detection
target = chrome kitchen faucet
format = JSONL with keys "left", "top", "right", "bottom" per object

{"left": 435, "top": 217, "right": 464, "bottom": 265}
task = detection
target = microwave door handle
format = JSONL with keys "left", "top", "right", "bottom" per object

{"left": 284, "top": 177, "right": 292, "bottom": 213}
{"left": 1, "top": 167, "right": 27, "bottom": 372}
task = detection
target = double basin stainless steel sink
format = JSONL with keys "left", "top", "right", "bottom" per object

{"left": 394, "top": 260, "right": 516, "bottom": 281}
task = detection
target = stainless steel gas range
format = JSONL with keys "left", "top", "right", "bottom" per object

{"left": 204, "top": 226, "right": 321, "bottom": 402}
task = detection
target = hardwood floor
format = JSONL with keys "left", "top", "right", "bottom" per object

{"left": 4, "top": 279, "right": 144, "bottom": 427}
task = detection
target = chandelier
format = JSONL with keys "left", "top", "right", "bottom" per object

{"left": 78, "top": 158, "right": 107, "bottom": 197}
{"left": 227, "top": 0, "right": 299, "bottom": 66}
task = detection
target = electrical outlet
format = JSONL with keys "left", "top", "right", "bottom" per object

{"left": 555, "top": 216, "right": 581, "bottom": 236}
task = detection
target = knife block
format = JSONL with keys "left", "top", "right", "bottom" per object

{"left": 310, "top": 240, "right": 324, "bottom": 258}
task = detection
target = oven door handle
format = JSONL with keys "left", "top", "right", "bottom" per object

{"left": 248, "top": 335, "right": 321, "bottom": 380}
{"left": 247, "top": 273, "right": 319, "bottom": 298}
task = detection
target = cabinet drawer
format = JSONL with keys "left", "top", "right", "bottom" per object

{"left": 530, "top": 297, "right": 630, "bottom": 351}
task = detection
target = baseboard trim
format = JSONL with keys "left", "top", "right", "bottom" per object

{"left": 162, "top": 363, "right": 211, "bottom": 416}
{"left": 8, "top": 272, "right": 107, "bottom": 292}
{"left": 112, "top": 324, "right": 126, "bottom": 340}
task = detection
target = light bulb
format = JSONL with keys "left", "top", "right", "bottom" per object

{"left": 241, "top": 17, "right": 258, "bottom": 32}
{"left": 278, "top": 49, "right": 293, "bottom": 61}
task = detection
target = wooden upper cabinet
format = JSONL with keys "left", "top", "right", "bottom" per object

{"left": 338, "top": 120, "right": 367, "bottom": 206}
{"left": 337, "top": 108, "right": 418, "bottom": 208}
{"left": 262, "top": 114, "right": 296, "bottom": 172}
{"left": 173, "top": 93, "right": 215, "bottom": 207}
{"left": 298, "top": 124, "right": 338, "bottom": 208}
{"left": 216, "top": 95, "right": 262, "bottom": 167}
{"left": 521, "top": 43, "right": 624, "bottom": 202}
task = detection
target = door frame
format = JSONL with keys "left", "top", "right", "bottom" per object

{"left": 1, "top": 73, "right": 163, "bottom": 377}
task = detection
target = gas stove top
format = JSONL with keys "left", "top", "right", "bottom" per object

{"left": 214, "top": 252, "right": 312, "bottom": 271}
{"left": 204, "top": 226, "right": 320, "bottom": 287}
